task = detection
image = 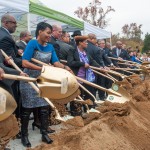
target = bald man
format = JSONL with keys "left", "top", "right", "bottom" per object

{"left": 0, "top": 14, "right": 23, "bottom": 121}
{"left": 0, "top": 14, "right": 22, "bottom": 67}
{"left": 112, "top": 41, "right": 130, "bottom": 61}
{"left": 49, "top": 24, "right": 63, "bottom": 59}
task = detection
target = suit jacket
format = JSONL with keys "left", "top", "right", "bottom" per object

{"left": 112, "top": 48, "right": 130, "bottom": 60}
{"left": 56, "top": 40, "right": 74, "bottom": 60}
{"left": 0, "top": 50, "right": 20, "bottom": 87}
{"left": 86, "top": 41, "right": 105, "bottom": 67}
{"left": 69, "top": 38, "right": 77, "bottom": 49}
{"left": 100, "top": 48, "right": 112, "bottom": 66}
{"left": 112, "top": 48, "right": 130, "bottom": 67}
{"left": 16, "top": 40, "right": 27, "bottom": 58}
{"left": 67, "top": 48, "right": 100, "bottom": 75}
{"left": 16, "top": 40, "right": 26, "bottom": 51}
{"left": 0, "top": 27, "right": 22, "bottom": 67}
{"left": 104, "top": 48, "right": 118, "bottom": 66}
{"left": 49, "top": 35, "right": 60, "bottom": 59}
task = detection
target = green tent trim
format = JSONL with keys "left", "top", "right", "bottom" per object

{"left": 29, "top": 1, "right": 84, "bottom": 29}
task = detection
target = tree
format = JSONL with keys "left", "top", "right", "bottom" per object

{"left": 122, "top": 23, "right": 143, "bottom": 42}
{"left": 74, "top": 0, "right": 115, "bottom": 29}
{"left": 142, "top": 33, "right": 150, "bottom": 53}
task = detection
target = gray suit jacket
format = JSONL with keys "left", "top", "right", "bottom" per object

{"left": 56, "top": 40, "right": 74, "bottom": 60}
{"left": 16, "top": 40, "right": 26, "bottom": 51}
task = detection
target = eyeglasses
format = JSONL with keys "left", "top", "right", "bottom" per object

{"left": 7, "top": 21, "right": 17, "bottom": 24}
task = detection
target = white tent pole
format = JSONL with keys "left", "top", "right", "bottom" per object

{"left": 110, "top": 32, "right": 112, "bottom": 49}
{"left": 27, "top": 13, "right": 30, "bottom": 32}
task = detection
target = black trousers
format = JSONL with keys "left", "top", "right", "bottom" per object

{"left": 11, "top": 81, "right": 21, "bottom": 118}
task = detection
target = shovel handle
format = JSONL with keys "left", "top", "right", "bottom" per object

{"left": 91, "top": 69, "right": 115, "bottom": 83}
{"left": 60, "top": 59, "right": 67, "bottom": 64}
{"left": 78, "top": 83, "right": 97, "bottom": 102}
{"left": 31, "top": 58, "right": 49, "bottom": 66}
{"left": 1, "top": 49, "right": 40, "bottom": 93}
{"left": 44, "top": 97, "right": 65, "bottom": 122}
{"left": 1, "top": 49, "right": 22, "bottom": 71}
{"left": 2, "top": 74, "right": 36, "bottom": 82}
{"left": 108, "top": 57, "right": 137, "bottom": 64}
{"left": 89, "top": 65, "right": 125, "bottom": 78}
{"left": 76, "top": 76, "right": 121, "bottom": 97}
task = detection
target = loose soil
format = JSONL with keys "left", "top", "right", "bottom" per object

{"left": 0, "top": 115, "right": 19, "bottom": 150}
{"left": 29, "top": 76, "right": 150, "bottom": 150}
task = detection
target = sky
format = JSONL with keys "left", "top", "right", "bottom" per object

{"left": 40, "top": 0, "right": 150, "bottom": 38}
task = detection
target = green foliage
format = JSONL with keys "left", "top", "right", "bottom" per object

{"left": 142, "top": 33, "right": 150, "bottom": 53}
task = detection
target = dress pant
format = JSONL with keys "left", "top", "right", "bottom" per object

{"left": 11, "top": 81, "right": 21, "bottom": 118}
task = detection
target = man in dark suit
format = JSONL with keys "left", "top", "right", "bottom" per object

{"left": 49, "top": 24, "right": 62, "bottom": 59}
{"left": 0, "top": 14, "right": 22, "bottom": 67}
{"left": 0, "top": 14, "right": 23, "bottom": 124}
{"left": 97, "top": 40, "right": 114, "bottom": 67}
{"left": 86, "top": 34, "right": 109, "bottom": 100}
{"left": 112, "top": 41, "right": 130, "bottom": 62}
{"left": 56, "top": 31, "right": 74, "bottom": 60}
{"left": 112, "top": 41, "right": 130, "bottom": 77}
{"left": 0, "top": 50, "right": 24, "bottom": 94}
{"left": 16, "top": 31, "right": 32, "bottom": 53}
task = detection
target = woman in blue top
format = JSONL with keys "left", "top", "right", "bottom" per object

{"left": 20, "top": 22, "right": 71, "bottom": 147}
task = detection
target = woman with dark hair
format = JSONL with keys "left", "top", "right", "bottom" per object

{"left": 67, "top": 36, "right": 100, "bottom": 109}
{"left": 20, "top": 22, "right": 71, "bottom": 147}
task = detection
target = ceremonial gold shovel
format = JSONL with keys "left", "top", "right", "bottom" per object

{"left": 1, "top": 50, "right": 79, "bottom": 121}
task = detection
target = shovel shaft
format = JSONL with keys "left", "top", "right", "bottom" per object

{"left": 76, "top": 76, "right": 121, "bottom": 97}
{"left": 2, "top": 74, "right": 36, "bottom": 82}
{"left": 1, "top": 49, "right": 22, "bottom": 71}
{"left": 31, "top": 58, "right": 49, "bottom": 66}
{"left": 78, "top": 83, "right": 97, "bottom": 102}
{"left": 108, "top": 57, "right": 137, "bottom": 64}
{"left": 89, "top": 65, "right": 125, "bottom": 79}
{"left": 60, "top": 59, "right": 67, "bottom": 64}
{"left": 1, "top": 49, "right": 40, "bottom": 94}
{"left": 91, "top": 69, "right": 115, "bottom": 83}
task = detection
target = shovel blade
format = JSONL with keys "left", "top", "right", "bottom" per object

{"left": 106, "top": 86, "right": 131, "bottom": 103}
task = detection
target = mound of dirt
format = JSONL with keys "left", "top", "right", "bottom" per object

{"left": 0, "top": 115, "right": 19, "bottom": 149}
{"left": 29, "top": 78, "right": 150, "bottom": 150}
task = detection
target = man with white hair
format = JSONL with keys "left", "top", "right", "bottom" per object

{"left": 49, "top": 24, "right": 62, "bottom": 59}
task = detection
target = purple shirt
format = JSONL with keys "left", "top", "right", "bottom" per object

{"left": 77, "top": 49, "right": 87, "bottom": 80}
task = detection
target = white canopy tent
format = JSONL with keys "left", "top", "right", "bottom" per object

{"left": 0, "top": 0, "right": 111, "bottom": 39}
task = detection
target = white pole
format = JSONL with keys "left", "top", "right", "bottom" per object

{"left": 110, "top": 33, "right": 112, "bottom": 49}
{"left": 27, "top": 13, "right": 30, "bottom": 32}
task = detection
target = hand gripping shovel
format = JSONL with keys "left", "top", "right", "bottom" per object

{"left": 32, "top": 59, "right": 103, "bottom": 105}
{"left": 1, "top": 50, "right": 74, "bottom": 122}
{"left": 60, "top": 59, "right": 130, "bottom": 103}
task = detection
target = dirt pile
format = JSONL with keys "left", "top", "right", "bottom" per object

{"left": 29, "top": 77, "right": 150, "bottom": 150}
{"left": 0, "top": 115, "right": 19, "bottom": 150}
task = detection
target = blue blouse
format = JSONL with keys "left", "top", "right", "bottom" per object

{"left": 22, "top": 40, "right": 59, "bottom": 64}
